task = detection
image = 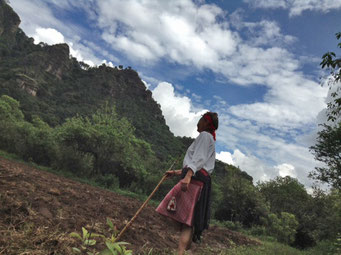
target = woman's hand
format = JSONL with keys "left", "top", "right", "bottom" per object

{"left": 180, "top": 169, "right": 194, "bottom": 192}
{"left": 165, "top": 169, "right": 182, "bottom": 178}
{"left": 180, "top": 177, "right": 191, "bottom": 191}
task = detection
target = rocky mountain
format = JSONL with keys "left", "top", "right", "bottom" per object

{"left": 0, "top": 0, "right": 189, "bottom": 160}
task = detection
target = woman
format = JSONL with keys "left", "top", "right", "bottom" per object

{"left": 156, "top": 112, "right": 218, "bottom": 255}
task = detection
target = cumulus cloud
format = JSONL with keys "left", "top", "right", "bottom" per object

{"left": 234, "top": 19, "right": 296, "bottom": 47}
{"left": 83, "top": 1, "right": 328, "bottom": 131}
{"left": 10, "top": 0, "right": 62, "bottom": 35}
{"left": 216, "top": 151, "right": 234, "bottom": 165}
{"left": 217, "top": 148, "right": 312, "bottom": 185}
{"left": 276, "top": 163, "right": 297, "bottom": 178}
{"left": 33, "top": 27, "right": 65, "bottom": 45}
{"left": 244, "top": 0, "right": 341, "bottom": 16}
{"left": 219, "top": 149, "right": 272, "bottom": 182}
{"left": 152, "top": 82, "right": 207, "bottom": 138}
{"left": 94, "top": 0, "right": 239, "bottom": 67}
{"left": 212, "top": 107, "right": 322, "bottom": 187}
{"left": 151, "top": 84, "right": 316, "bottom": 185}
{"left": 228, "top": 75, "right": 327, "bottom": 129}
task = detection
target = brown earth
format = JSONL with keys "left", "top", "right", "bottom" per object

{"left": 0, "top": 156, "right": 260, "bottom": 254}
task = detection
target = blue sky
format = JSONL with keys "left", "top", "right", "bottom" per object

{"left": 9, "top": 0, "right": 341, "bottom": 190}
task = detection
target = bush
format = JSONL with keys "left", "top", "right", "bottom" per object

{"left": 249, "top": 225, "right": 267, "bottom": 236}
{"left": 94, "top": 174, "right": 119, "bottom": 190}
{"left": 211, "top": 220, "right": 243, "bottom": 231}
{"left": 267, "top": 212, "right": 298, "bottom": 244}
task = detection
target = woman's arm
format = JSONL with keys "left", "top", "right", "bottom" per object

{"left": 180, "top": 168, "right": 193, "bottom": 192}
{"left": 165, "top": 169, "right": 193, "bottom": 191}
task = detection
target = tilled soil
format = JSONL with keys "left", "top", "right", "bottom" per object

{"left": 0, "top": 156, "right": 260, "bottom": 254}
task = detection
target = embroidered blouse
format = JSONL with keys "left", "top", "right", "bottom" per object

{"left": 183, "top": 131, "right": 216, "bottom": 174}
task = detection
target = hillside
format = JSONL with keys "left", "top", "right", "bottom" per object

{"left": 0, "top": 156, "right": 259, "bottom": 254}
{"left": 0, "top": 0, "right": 190, "bottom": 160}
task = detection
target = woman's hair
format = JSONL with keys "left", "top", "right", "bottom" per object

{"left": 204, "top": 112, "right": 219, "bottom": 130}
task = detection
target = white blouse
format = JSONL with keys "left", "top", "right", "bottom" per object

{"left": 183, "top": 131, "right": 216, "bottom": 174}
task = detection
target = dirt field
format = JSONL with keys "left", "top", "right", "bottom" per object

{"left": 0, "top": 156, "right": 260, "bottom": 254}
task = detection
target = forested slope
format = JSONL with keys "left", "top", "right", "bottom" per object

{"left": 0, "top": 0, "right": 189, "bottom": 160}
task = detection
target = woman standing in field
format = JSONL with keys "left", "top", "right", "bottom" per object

{"left": 156, "top": 112, "right": 218, "bottom": 255}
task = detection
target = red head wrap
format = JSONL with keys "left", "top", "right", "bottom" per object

{"left": 203, "top": 114, "right": 216, "bottom": 141}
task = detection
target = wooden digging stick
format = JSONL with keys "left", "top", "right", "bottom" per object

{"left": 115, "top": 159, "right": 178, "bottom": 241}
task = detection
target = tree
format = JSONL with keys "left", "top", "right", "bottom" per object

{"left": 310, "top": 32, "right": 341, "bottom": 189}
{"left": 320, "top": 32, "right": 341, "bottom": 122}
{"left": 214, "top": 167, "right": 268, "bottom": 227}
{"left": 306, "top": 187, "right": 341, "bottom": 241}
{"left": 258, "top": 176, "right": 315, "bottom": 248}
{"left": 257, "top": 176, "right": 310, "bottom": 217}
{"left": 310, "top": 123, "right": 341, "bottom": 189}
{"left": 56, "top": 105, "right": 159, "bottom": 188}
{"left": 0, "top": 95, "right": 24, "bottom": 152}
{"left": 267, "top": 212, "right": 298, "bottom": 244}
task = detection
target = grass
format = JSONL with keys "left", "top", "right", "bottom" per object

{"left": 0, "top": 149, "right": 161, "bottom": 206}
{"left": 178, "top": 239, "right": 340, "bottom": 255}
{"left": 210, "top": 237, "right": 341, "bottom": 255}
{"left": 134, "top": 235, "right": 341, "bottom": 255}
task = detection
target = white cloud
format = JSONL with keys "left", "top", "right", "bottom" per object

{"left": 94, "top": 0, "right": 239, "bottom": 67}
{"left": 276, "top": 163, "right": 297, "bottom": 178}
{"left": 10, "top": 0, "right": 62, "bottom": 35}
{"left": 244, "top": 0, "right": 341, "bottom": 16}
{"left": 92, "top": 1, "right": 328, "bottom": 132}
{"left": 151, "top": 85, "right": 317, "bottom": 186}
{"left": 151, "top": 82, "right": 207, "bottom": 138}
{"left": 33, "top": 27, "right": 65, "bottom": 45}
{"left": 86, "top": 1, "right": 329, "bottom": 131}
{"left": 228, "top": 149, "right": 272, "bottom": 182}
{"left": 238, "top": 19, "right": 296, "bottom": 47}
{"left": 212, "top": 108, "right": 323, "bottom": 187}
{"left": 216, "top": 151, "right": 234, "bottom": 165}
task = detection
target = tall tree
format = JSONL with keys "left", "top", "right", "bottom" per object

{"left": 310, "top": 32, "right": 341, "bottom": 189}
{"left": 320, "top": 32, "right": 341, "bottom": 121}
{"left": 310, "top": 123, "right": 341, "bottom": 189}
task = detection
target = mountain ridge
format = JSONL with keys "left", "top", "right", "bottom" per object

{"left": 0, "top": 0, "right": 190, "bottom": 160}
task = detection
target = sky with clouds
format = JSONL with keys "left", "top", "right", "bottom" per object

{"left": 8, "top": 0, "right": 341, "bottom": 189}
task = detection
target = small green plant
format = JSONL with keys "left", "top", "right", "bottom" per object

{"left": 70, "top": 227, "right": 101, "bottom": 254}
{"left": 70, "top": 218, "right": 132, "bottom": 255}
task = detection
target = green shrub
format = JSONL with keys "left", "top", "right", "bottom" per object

{"left": 249, "top": 225, "right": 267, "bottom": 236}
{"left": 95, "top": 174, "right": 120, "bottom": 190}
{"left": 267, "top": 212, "right": 298, "bottom": 244}
{"left": 211, "top": 220, "right": 243, "bottom": 231}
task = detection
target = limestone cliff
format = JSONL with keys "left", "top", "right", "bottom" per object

{"left": 0, "top": 0, "right": 20, "bottom": 48}
{"left": 0, "top": 1, "right": 186, "bottom": 159}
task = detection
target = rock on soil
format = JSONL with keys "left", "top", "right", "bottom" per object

{"left": 0, "top": 157, "right": 260, "bottom": 254}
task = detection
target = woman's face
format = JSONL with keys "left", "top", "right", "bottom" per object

{"left": 197, "top": 116, "right": 209, "bottom": 133}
